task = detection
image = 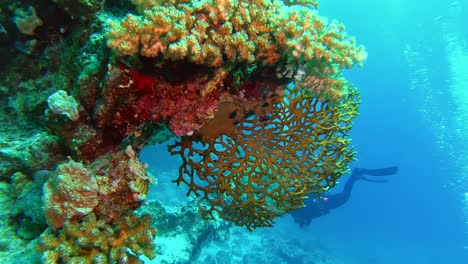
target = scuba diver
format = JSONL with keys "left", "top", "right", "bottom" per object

{"left": 290, "top": 166, "right": 399, "bottom": 227}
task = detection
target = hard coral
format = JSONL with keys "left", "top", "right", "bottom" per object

{"left": 97, "top": 62, "right": 223, "bottom": 137}
{"left": 43, "top": 160, "right": 99, "bottom": 229}
{"left": 43, "top": 148, "right": 153, "bottom": 229}
{"left": 169, "top": 85, "right": 360, "bottom": 230}
{"left": 106, "top": 0, "right": 366, "bottom": 83}
{"left": 47, "top": 90, "right": 80, "bottom": 121}
{"left": 39, "top": 212, "right": 156, "bottom": 264}
{"left": 101, "top": 0, "right": 365, "bottom": 230}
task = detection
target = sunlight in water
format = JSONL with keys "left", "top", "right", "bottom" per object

{"left": 443, "top": 3, "right": 468, "bottom": 249}
{"left": 405, "top": 1, "right": 468, "bottom": 249}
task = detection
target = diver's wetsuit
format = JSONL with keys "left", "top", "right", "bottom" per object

{"left": 290, "top": 166, "right": 398, "bottom": 227}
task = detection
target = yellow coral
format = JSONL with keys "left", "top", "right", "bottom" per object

{"left": 104, "top": 0, "right": 365, "bottom": 230}
{"left": 39, "top": 213, "right": 156, "bottom": 264}
{"left": 169, "top": 85, "right": 360, "bottom": 230}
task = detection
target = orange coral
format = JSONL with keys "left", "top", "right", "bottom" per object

{"left": 43, "top": 148, "right": 153, "bottom": 229}
{"left": 43, "top": 160, "right": 99, "bottom": 229}
{"left": 39, "top": 212, "right": 156, "bottom": 264}
{"left": 106, "top": 0, "right": 366, "bottom": 75}
{"left": 169, "top": 85, "right": 360, "bottom": 230}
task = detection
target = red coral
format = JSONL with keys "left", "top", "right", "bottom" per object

{"left": 131, "top": 72, "right": 221, "bottom": 136}
{"left": 103, "top": 63, "right": 223, "bottom": 137}
{"left": 118, "top": 63, "right": 156, "bottom": 92}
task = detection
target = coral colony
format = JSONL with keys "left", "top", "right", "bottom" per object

{"left": 0, "top": 0, "right": 365, "bottom": 262}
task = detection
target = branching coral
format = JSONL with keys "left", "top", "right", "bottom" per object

{"left": 169, "top": 85, "right": 360, "bottom": 230}
{"left": 106, "top": 0, "right": 366, "bottom": 101}
{"left": 100, "top": 0, "right": 365, "bottom": 230}
{"left": 101, "top": 0, "right": 367, "bottom": 145}
{"left": 39, "top": 212, "right": 156, "bottom": 264}
{"left": 5, "top": 0, "right": 366, "bottom": 261}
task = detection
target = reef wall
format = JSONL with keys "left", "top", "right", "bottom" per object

{"left": 0, "top": 0, "right": 365, "bottom": 262}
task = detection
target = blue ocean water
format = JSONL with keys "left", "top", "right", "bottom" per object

{"left": 142, "top": 1, "right": 468, "bottom": 263}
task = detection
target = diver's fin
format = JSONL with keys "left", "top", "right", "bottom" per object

{"left": 359, "top": 166, "right": 398, "bottom": 176}
{"left": 360, "top": 177, "right": 388, "bottom": 183}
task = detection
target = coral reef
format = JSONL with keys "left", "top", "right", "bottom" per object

{"left": 169, "top": 86, "right": 360, "bottom": 230}
{"left": 44, "top": 147, "right": 153, "bottom": 229}
{"left": 107, "top": 0, "right": 366, "bottom": 101}
{"left": 0, "top": 0, "right": 365, "bottom": 262}
{"left": 39, "top": 212, "right": 156, "bottom": 263}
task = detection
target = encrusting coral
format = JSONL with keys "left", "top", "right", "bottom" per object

{"left": 43, "top": 160, "right": 99, "bottom": 229}
{"left": 43, "top": 147, "right": 153, "bottom": 229}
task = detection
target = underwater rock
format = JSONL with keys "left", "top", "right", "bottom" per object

{"left": 14, "top": 6, "right": 43, "bottom": 36}
{"left": 46, "top": 90, "right": 80, "bottom": 121}
{"left": 0, "top": 181, "right": 41, "bottom": 262}
{"left": 10, "top": 171, "right": 48, "bottom": 239}
{"left": 0, "top": 133, "right": 64, "bottom": 178}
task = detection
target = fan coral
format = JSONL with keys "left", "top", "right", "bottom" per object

{"left": 169, "top": 85, "right": 360, "bottom": 230}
